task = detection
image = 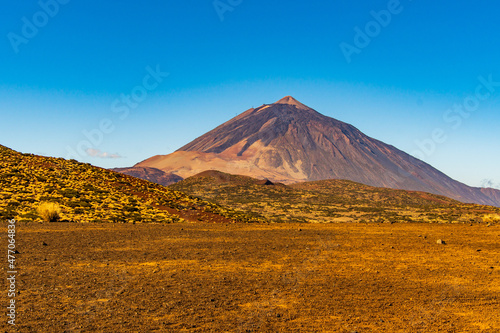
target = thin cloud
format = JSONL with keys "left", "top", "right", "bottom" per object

{"left": 481, "top": 179, "right": 500, "bottom": 189}
{"left": 86, "top": 148, "right": 123, "bottom": 159}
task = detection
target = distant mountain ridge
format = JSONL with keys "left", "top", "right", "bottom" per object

{"left": 130, "top": 96, "right": 500, "bottom": 207}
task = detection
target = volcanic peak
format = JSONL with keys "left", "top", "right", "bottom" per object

{"left": 132, "top": 96, "right": 500, "bottom": 207}
{"left": 273, "top": 96, "right": 310, "bottom": 110}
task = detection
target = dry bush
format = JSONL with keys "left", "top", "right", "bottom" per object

{"left": 482, "top": 214, "right": 500, "bottom": 223}
{"left": 37, "top": 202, "right": 61, "bottom": 222}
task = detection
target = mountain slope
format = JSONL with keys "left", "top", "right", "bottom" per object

{"left": 112, "top": 166, "right": 183, "bottom": 186}
{"left": 137, "top": 96, "right": 500, "bottom": 207}
{"left": 170, "top": 170, "right": 500, "bottom": 224}
{"left": 0, "top": 145, "right": 258, "bottom": 223}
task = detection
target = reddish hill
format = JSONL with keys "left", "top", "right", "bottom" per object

{"left": 112, "top": 166, "right": 182, "bottom": 186}
{"left": 187, "top": 170, "right": 276, "bottom": 186}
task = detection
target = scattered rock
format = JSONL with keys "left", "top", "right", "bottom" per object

{"left": 437, "top": 239, "right": 446, "bottom": 245}
{"left": 42, "top": 242, "right": 48, "bottom": 246}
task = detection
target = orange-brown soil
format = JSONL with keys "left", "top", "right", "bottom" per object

{"left": 2, "top": 221, "right": 500, "bottom": 332}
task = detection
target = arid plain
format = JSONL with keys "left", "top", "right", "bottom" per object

{"left": 3, "top": 220, "right": 499, "bottom": 332}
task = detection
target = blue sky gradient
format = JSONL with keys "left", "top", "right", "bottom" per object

{"left": 1, "top": 0, "right": 499, "bottom": 188}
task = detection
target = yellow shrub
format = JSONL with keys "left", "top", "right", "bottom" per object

{"left": 482, "top": 214, "right": 500, "bottom": 223}
{"left": 37, "top": 202, "right": 61, "bottom": 222}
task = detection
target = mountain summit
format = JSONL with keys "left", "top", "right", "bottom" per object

{"left": 273, "top": 95, "right": 310, "bottom": 109}
{"left": 135, "top": 96, "right": 500, "bottom": 207}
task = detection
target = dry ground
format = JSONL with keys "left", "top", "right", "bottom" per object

{"left": 1, "top": 221, "right": 500, "bottom": 332}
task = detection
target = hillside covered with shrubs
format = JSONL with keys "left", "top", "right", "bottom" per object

{"left": 0, "top": 145, "right": 260, "bottom": 223}
{"left": 171, "top": 170, "right": 500, "bottom": 224}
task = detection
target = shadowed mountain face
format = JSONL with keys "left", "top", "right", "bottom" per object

{"left": 136, "top": 96, "right": 500, "bottom": 207}
{"left": 111, "top": 167, "right": 183, "bottom": 186}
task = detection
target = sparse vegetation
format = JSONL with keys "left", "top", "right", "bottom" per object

{"left": 171, "top": 171, "right": 500, "bottom": 224}
{"left": 2, "top": 144, "right": 499, "bottom": 225}
{"left": 0, "top": 145, "right": 259, "bottom": 223}
{"left": 482, "top": 213, "right": 500, "bottom": 223}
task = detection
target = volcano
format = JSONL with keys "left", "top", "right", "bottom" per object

{"left": 131, "top": 96, "right": 500, "bottom": 207}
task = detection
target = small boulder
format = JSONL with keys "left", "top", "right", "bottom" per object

{"left": 436, "top": 239, "right": 446, "bottom": 245}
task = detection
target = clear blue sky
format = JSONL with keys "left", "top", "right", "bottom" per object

{"left": 1, "top": 0, "right": 499, "bottom": 189}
